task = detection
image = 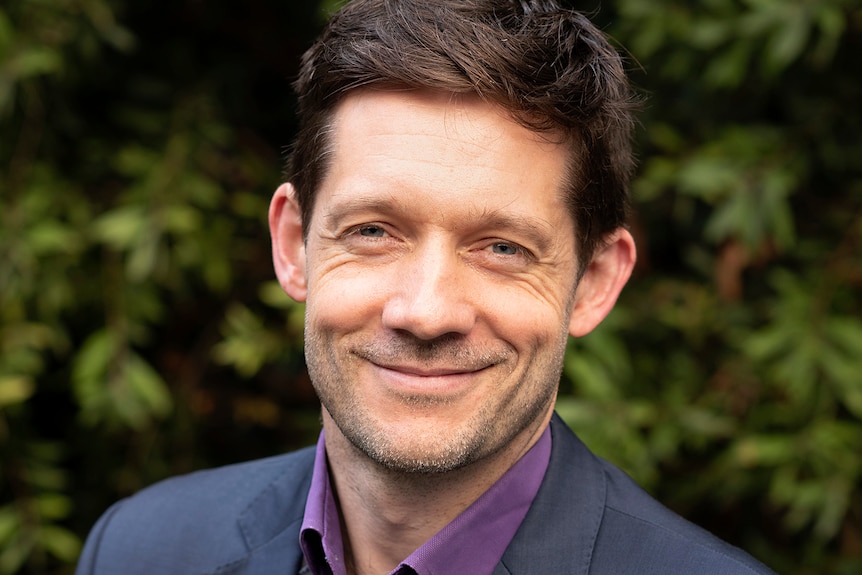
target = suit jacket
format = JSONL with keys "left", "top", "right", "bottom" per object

{"left": 76, "top": 414, "right": 776, "bottom": 574}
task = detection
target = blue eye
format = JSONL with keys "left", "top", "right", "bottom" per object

{"left": 491, "top": 243, "right": 520, "bottom": 255}
{"left": 358, "top": 225, "right": 386, "bottom": 237}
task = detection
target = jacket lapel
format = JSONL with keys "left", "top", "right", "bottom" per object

{"left": 208, "top": 415, "right": 605, "bottom": 575}
{"left": 495, "top": 414, "right": 607, "bottom": 574}
{"left": 209, "top": 448, "right": 316, "bottom": 575}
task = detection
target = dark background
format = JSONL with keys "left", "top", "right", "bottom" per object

{"left": 2, "top": 0, "right": 861, "bottom": 573}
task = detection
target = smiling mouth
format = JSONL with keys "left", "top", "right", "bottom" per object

{"left": 349, "top": 338, "right": 511, "bottom": 382}
{"left": 369, "top": 362, "right": 490, "bottom": 377}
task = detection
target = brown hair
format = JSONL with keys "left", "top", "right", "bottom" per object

{"left": 289, "top": 0, "right": 637, "bottom": 271}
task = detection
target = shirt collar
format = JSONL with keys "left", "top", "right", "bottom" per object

{"left": 299, "top": 432, "right": 346, "bottom": 575}
{"left": 300, "top": 426, "right": 552, "bottom": 575}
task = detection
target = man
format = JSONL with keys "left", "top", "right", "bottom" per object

{"left": 77, "top": 1, "right": 776, "bottom": 573}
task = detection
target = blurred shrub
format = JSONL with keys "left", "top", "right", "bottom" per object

{"left": 1, "top": 1, "right": 317, "bottom": 573}
{"left": 558, "top": 1, "right": 862, "bottom": 573}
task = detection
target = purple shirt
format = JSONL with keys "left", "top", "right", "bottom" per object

{"left": 299, "top": 427, "right": 551, "bottom": 575}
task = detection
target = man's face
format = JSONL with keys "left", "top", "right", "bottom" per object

{"left": 281, "top": 89, "right": 588, "bottom": 473}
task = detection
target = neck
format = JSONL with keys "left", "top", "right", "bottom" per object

{"left": 322, "top": 411, "right": 550, "bottom": 575}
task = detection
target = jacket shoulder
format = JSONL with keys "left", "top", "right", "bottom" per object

{"left": 501, "top": 416, "right": 776, "bottom": 575}
{"left": 76, "top": 446, "right": 316, "bottom": 575}
{"left": 592, "top": 449, "right": 776, "bottom": 574}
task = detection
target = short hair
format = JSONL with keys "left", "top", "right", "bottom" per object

{"left": 289, "top": 0, "right": 637, "bottom": 272}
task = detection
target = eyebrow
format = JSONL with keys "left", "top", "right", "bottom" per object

{"left": 474, "top": 209, "right": 558, "bottom": 255}
{"left": 321, "top": 195, "right": 403, "bottom": 230}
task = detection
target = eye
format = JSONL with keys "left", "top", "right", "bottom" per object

{"left": 355, "top": 224, "right": 388, "bottom": 238}
{"left": 487, "top": 241, "right": 526, "bottom": 257}
{"left": 474, "top": 239, "right": 536, "bottom": 270}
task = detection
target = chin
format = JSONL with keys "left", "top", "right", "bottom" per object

{"left": 341, "top": 415, "right": 492, "bottom": 474}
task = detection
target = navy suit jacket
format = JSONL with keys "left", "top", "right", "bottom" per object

{"left": 77, "top": 415, "right": 775, "bottom": 574}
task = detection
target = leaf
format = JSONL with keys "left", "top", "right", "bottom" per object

{"left": 825, "top": 317, "right": 862, "bottom": 357}
{"left": 92, "top": 205, "right": 149, "bottom": 250}
{"left": 72, "top": 331, "right": 171, "bottom": 428}
{"left": 81, "top": 0, "right": 135, "bottom": 52}
{"left": 213, "top": 304, "right": 284, "bottom": 377}
{"left": 678, "top": 407, "right": 736, "bottom": 439}
{"left": 0, "top": 507, "right": 17, "bottom": 546}
{"left": 0, "top": 10, "right": 14, "bottom": 54}
{"left": 71, "top": 330, "right": 115, "bottom": 410}
{"left": 259, "top": 281, "right": 297, "bottom": 310}
{"left": 35, "top": 494, "right": 72, "bottom": 520}
{"left": 762, "top": 6, "right": 809, "bottom": 75}
{"left": 811, "top": 5, "right": 845, "bottom": 66}
{"left": 25, "top": 221, "right": 83, "bottom": 256}
{"left": 164, "top": 204, "right": 201, "bottom": 234}
{"left": 704, "top": 41, "right": 754, "bottom": 88}
{"left": 114, "top": 145, "right": 159, "bottom": 177}
{"left": 688, "top": 18, "right": 731, "bottom": 50}
{"left": 6, "top": 47, "right": 62, "bottom": 78}
{"left": 25, "top": 464, "right": 66, "bottom": 492}
{"left": 564, "top": 354, "right": 620, "bottom": 401}
{"left": 39, "top": 525, "right": 82, "bottom": 562}
{"left": 125, "top": 353, "right": 172, "bottom": 420}
{"left": 0, "top": 530, "right": 31, "bottom": 574}
{"left": 732, "top": 434, "right": 796, "bottom": 468}
{"left": 0, "top": 376, "right": 34, "bottom": 407}
{"left": 318, "top": 0, "right": 348, "bottom": 20}
{"left": 820, "top": 318, "right": 862, "bottom": 418}
{"left": 676, "top": 155, "right": 738, "bottom": 202}
{"left": 126, "top": 233, "right": 160, "bottom": 282}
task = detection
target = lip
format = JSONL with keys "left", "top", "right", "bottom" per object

{"left": 371, "top": 362, "right": 485, "bottom": 377}
{"left": 367, "top": 361, "right": 491, "bottom": 396}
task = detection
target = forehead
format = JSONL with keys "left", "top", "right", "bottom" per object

{"left": 317, "top": 89, "right": 573, "bottom": 225}
{"left": 329, "top": 88, "right": 564, "bottom": 162}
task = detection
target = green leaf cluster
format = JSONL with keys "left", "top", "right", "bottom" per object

{"left": 556, "top": 1, "right": 862, "bottom": 572}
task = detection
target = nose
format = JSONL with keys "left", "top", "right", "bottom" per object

{"left": 381, "top": 243, "right": 476, "bottom": 340}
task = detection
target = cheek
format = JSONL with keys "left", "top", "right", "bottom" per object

{"left": 482, "top": 289, "right": 571, "bottom": 348}
{"left": 305, "top": 268, "right": 389, "bottom": 327}
{"left": 508, "top": 313, "right": 565, "bottom": 351}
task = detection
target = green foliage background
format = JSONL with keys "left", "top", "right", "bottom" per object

{"left": 1, "top": 0, "right": 860, "bottom": 573}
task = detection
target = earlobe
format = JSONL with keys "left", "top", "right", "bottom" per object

{"left": 568, "top": 229, "right": 636, "bottom": 338}
{"left": 269, "top": 183, "right": 308, "bottom": 302}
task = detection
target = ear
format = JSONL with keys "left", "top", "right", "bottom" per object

{"left": 568, "top": 228, "right": 636, "bottom": 338}
{"left": 269, "top": 183, "right": 307, "bottom": 302}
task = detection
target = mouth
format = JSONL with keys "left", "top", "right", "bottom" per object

{"left": 369, "top": 362, "right": 489, "bottom": 377}
{"left": 354, "top": 354, "right": 499, "bottom": 398}
{"left": 348, "top": 341, "right": 510, "bottom": 397}
{"left": 367, "top": 362, "right": 490, "bottom": 399}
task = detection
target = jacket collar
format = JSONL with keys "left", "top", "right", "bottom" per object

{"left": 215, "top": 447, "right": 315, "bottom": 575}
{"left": 215, "top": 413, "right": 602, "bottom": 575}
